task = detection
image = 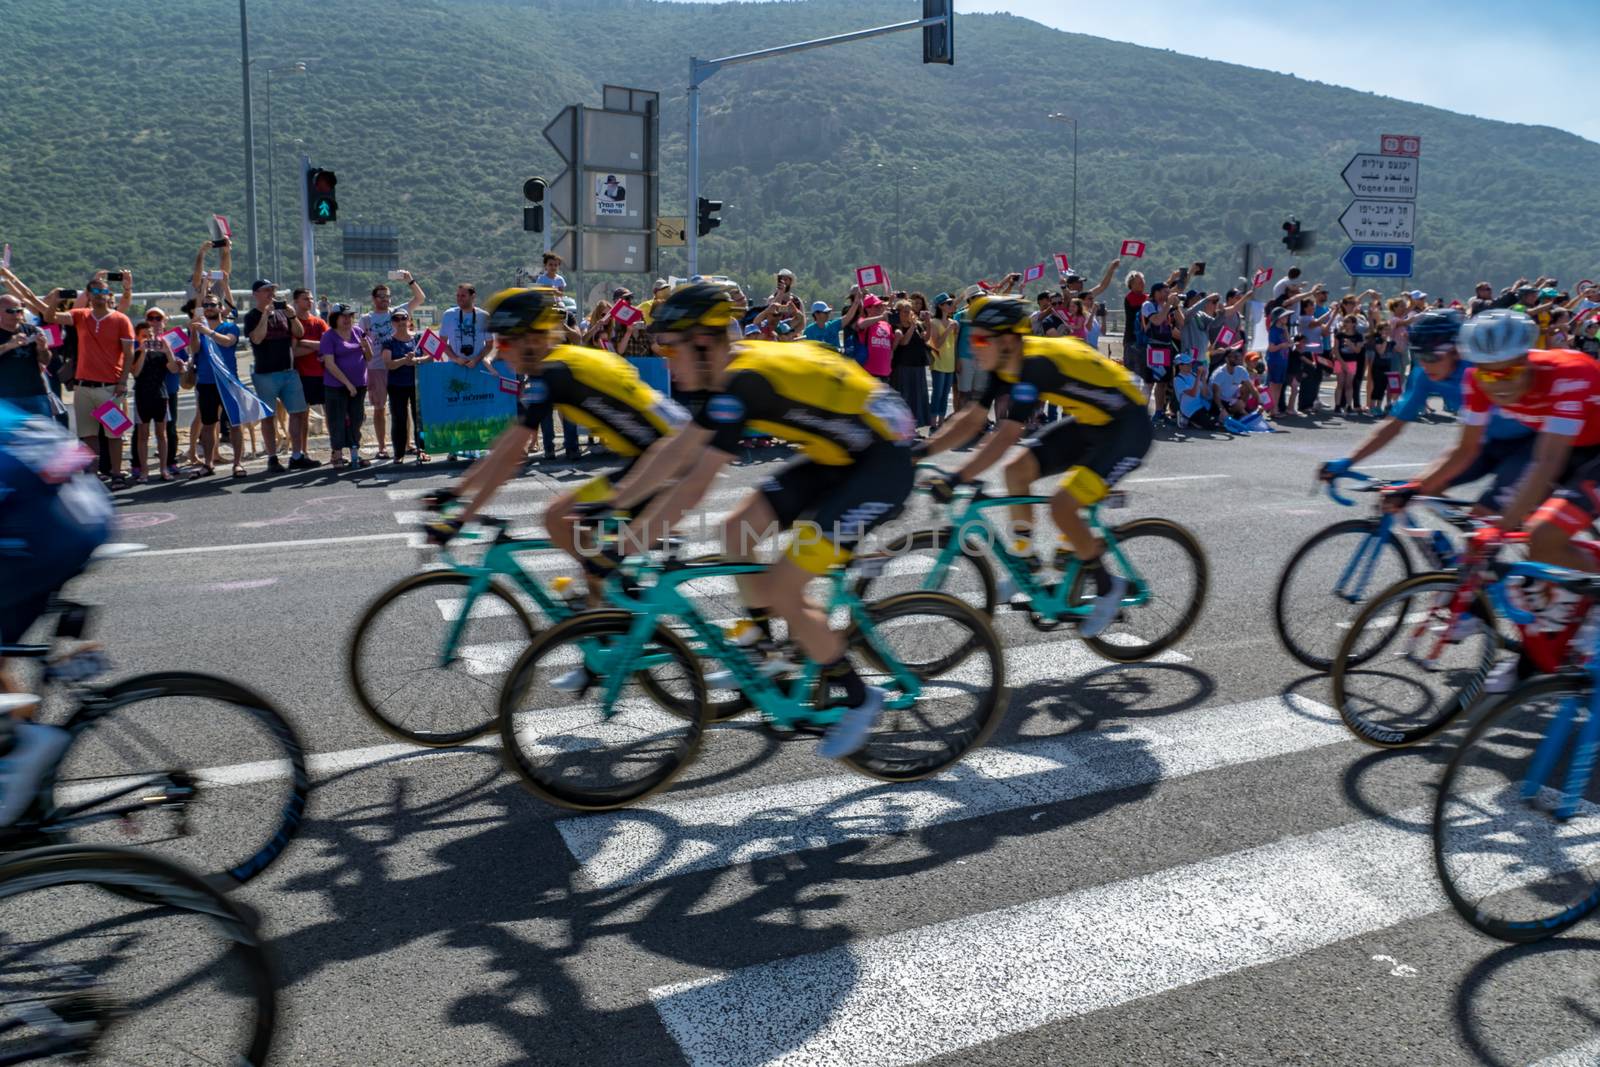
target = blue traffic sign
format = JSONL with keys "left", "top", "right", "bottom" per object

{"left": 1341, "top": 244, "right": 1413, "bottom": 278}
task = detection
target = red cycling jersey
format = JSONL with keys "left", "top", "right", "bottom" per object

{"left": 1462, "top": 349, "right": 1600, "bottom": 445}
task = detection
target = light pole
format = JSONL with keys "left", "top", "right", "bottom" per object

{"left": 1048, "top": 112, "right": 1078, "bottom": 264}
{"left": 264, "top": 61, "right": 308, "bottom": 282}
{"left": 875, "top": 162, "right": 916, "bottom": 282}
{"left": 238, "top": 0, "right": 260, "bottom": 280}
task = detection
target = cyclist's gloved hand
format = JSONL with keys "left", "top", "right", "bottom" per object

{"left": 922, "top": 471, "right": 965, "bottom": 504}
{"left": 1318, "top": 457, "right": 1353, "bottom": 483}
{"left": 422, "top": 486, "right": 460, "bottom": 513}
{"left": 1380, "top": 481, "right": 1420, "bottom": 513}
{"left": 423, "top": 516, "right": 463, "bottom": 546}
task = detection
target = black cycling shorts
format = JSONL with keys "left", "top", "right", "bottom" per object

{"left": 757, "top": 441, "right": 914, "bottom": 574}
{"left": 1446, "top": 433, "right": 1535, "bottom": 512}
{"left": 1020, "top": 411, "right": 1153, "bottom": 505}
{"left": 1530, "top": 444, "right": 1600, "bottom": 536}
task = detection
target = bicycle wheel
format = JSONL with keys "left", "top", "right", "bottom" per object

{"left": 0, "top": 843, "right": 275, "bottom": 1065}
{"left": 852, "top": 528, "right": 998, "bottom": 617}
{"left": 1330, "top": 573, "right": 1499, "bottom": 747}
{"left": 1273, "top": 518, "right": 1413, "bottom": 672}
{"left": 44, "top": 672, "right": 308, "bottom": 891}
{"left": 349, "top": 571, "right": 538, "bottom": 746}
{"left": 1065, "top": 518, "right": 1208, "bottom": 662}
{"left": 841, "top": 592, "right": 1007, "bottom": 782}
{"left": 498, "top": 610, "right": 710, "bottom": 810}
{"left": 1434, "top": 674, "right": 1600, "bottom": 942}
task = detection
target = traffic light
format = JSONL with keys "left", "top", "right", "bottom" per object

{"left": 1281, "top": 216, "right": 1315, "bottom": 253}
{"left": 697, "top": 196, "right": 723, "bottom": 238}
{"left": 307, "top": 168, "right": 337, "bottom": 224}
{"left": 922, "top": 0, "right": 954, "bottom": 64}
{"left": 523, "top": 177, "right": 546, "bottom": 234}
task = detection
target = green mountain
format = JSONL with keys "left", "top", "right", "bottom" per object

{"left": 3, "top": 0, "right": 1596, "bottom": 306}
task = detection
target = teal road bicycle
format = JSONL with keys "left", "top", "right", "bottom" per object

{"left": 855, "top": 470, "right": 1208, "bottom": 662}
{"left": 495, "top": 549, "right": 1008, "bottom": 811}
{"left": 348, "top": 516, "right": 760, "bottom": 746}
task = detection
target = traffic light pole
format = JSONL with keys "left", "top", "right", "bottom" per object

{"left": 686, "top": 12, "right": 949, "bottom": 276}
{"left": 299, "top": 155, "right": 316, "bottom": 296}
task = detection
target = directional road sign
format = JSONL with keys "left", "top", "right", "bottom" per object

{"left": 1340, "top": 199, "right": 1416, "bottom": 244}
{"left": 1341, "top": 154, "right": 1419, "bottom": 200}
{"left": 1340, "top": 244, "right": 1413, "bottom": 278}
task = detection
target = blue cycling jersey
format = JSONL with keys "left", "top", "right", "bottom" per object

{"left": 1390, "top": 362, "right": 1530, "bottom": 441}
{"left": 0, "top": 399, "right": 112, "bottom": 601}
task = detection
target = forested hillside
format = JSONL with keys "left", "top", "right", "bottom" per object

{"left": 3, "top": 0, "right": 1596, "bottom": 303}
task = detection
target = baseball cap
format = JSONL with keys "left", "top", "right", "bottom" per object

{"left": 1150, "top": 281, "right": 1170, "bottom": 294}
{"left": 652, "top": 278, "right": 669, "bottom": 292}
{"left": 1408, "top": 290, "right": 1426, "bottom": 300}
{"left": 811, "top": 301, "right": 832, "bottom": 313}
{"left": 777, "top": 268, "right": 795, "bottom": 279}
{"left": 1541, "top": 287, "right": 1561, "bottom": 298}
{"left": 611, "top": 287, "right": 632, "bottom": 300}
{"left": 250, "top": 279, "right": 274, "bottom": 293}
{"left": 1174, "top": 351, "right": 1195, "bottom": 365}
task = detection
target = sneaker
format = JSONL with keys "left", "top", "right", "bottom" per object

{"left": 288, "top": 454, "right": 321, "bottom": 470}
{"left": 551, "top": 667, "right": 592, "bottom": 694}
{"left": 818, "top": 686, "right": 887, "bottom": 759}
{"left": 0, "top": 722, "right": 71, "bottom": 827}
{"left": 266, "top": 455, "right": 286, "bottom": 473}
{"left": 1078, "top": 574, "right": 1129, "bottom": 638}
{"left": 724, "top": 618, "right": 766, "bottom": 648}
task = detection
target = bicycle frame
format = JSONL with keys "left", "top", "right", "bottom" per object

{"left": 579, "top": 559, "right": 924, "bottom": 730}
{"left": 1325, "top": 471, "right": 1475, "bottom": 604}
{"left": 431, "top": 531, "right": 565, "bottom": 664}
{"left": 914, "top": 491, "right": 1144, "bottom": 619}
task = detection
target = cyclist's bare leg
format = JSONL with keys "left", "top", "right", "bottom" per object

{"left": 1049, "top": 488, "right": 1104, "bottom": 562}
{"left": 752, "top": 557, "right": 843, "bottom": 667}
{"left": 1003, "top": 450, "right": 1040, "bottom": 548}
{"left": 1528, "top": 518, "right": 1595, "bottom": 573}
{"left": 723, "top": 492, "right": 779, "bottom": 609}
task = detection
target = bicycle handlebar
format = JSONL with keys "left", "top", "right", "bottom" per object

{"left": 1325, "top": 470, "right": 1373, "bottom": 507}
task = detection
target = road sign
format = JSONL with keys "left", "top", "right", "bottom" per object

{"left": 543, "top": 106, "right": 576, "bottom": 162}
{"left": 1340, "top": 199, "right": 1416, "bottom": 244}
{"left": 1380, "top": 134, "right": 1421, "bottom": 157}
{"left": 1340, "top": 244, "right": 1413, "bottom": 278}
{"left": 1341, "top": 154, "right": 1419, "bottom": 200}
{"left": 656, "top": 216, "right": 686, "bottom": 247}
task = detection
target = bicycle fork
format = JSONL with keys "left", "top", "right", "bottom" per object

{"left": 1523, "top": 686, "right": 1600, "bottom": 822}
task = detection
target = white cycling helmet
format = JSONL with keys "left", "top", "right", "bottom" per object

{"left": 1457, "top": 309, "right": 1537, "bottom": 364}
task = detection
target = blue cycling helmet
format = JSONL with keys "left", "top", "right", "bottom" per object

{"left": 1407, "top": 308, "right": 1463, "bottom": 354}
{"left": 1457, "top": 309, "right": 1537, "bottom": 365}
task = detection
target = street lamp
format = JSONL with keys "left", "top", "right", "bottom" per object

{"left": 874, "top": 162, "right": 916, "bottom": 282}
{"left": 1047, "top": 112, "right": 1078, "bottom": 264}
{"left": 238, "top": 0, "right": 259, "bottom": 280}
{"left": 264, "top": 61, "right": 308, "bottom": 282}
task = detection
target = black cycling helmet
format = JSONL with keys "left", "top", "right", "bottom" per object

{"left": 967, "top": 295, "right": 1032, "bottom": 335}
{"left": 1408, "top": 308, "right": 1464, "bottom": 354}
{"left": 484, "top": 287, "right": 564, "bottom": 336}
{"left": 647, "top": 282, "right": 733, "bottom": 335}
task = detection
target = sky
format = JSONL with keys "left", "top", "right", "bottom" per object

{"left": 666, "top": 0, "right": 1598, "bottom": 143}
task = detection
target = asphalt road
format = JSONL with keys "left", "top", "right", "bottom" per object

{"left": 27, "top": 404, "right": 1600, "bottom": 1066}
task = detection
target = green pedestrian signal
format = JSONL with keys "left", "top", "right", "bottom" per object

{"left": 307, "top": 168, "right": 338, "bottom": 225}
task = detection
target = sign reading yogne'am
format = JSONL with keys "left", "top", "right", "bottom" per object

{"left": 1341, "top": 154, "right": 1419, "bottom": 200}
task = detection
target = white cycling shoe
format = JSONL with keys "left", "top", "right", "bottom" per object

{"left": 0, "top": 721, "right": 71, "bottom": 828}
{"left": 818, "top": 687, "right": 887, "bottom": 759}
{"left": 551, "top": 667, "right": 592, "bottom": 694}
{"left": 1078, "top": 575, "right": 1129, "bottom": 638}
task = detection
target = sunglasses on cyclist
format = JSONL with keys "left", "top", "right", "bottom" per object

{"left": 969, "top": 333, "right": 994, "bottom": 349}
{"left": 1411, "top": 344, "right": 1452, "bottom": 365}
{"left": 1473, "top": 361, "right": 1526, "bottom": 383}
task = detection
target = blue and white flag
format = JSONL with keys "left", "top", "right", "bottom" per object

{"left": 206, "top": 345, "right": 272, "bottom": 425}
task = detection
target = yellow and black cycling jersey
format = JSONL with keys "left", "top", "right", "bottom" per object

{"left": 517, "top": 344, "right": 688, "bottom": 457}
{"left": 980, "top": 335, "right": 1146, "bottom": 426}
{"left": 693, "top": 340, "right": 915, "bottom": 464}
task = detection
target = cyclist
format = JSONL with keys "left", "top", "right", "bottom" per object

{"left": 916, "top": 294, "right": 1152, "bottom": 637}
{"left": 0, "top": 398, "right": 114, "bottom": 825}
{"left": 426, "top": 287, "right": 689, "bottom": 608}
{"left": 596, "top": 282, "right": 916, "bottom": 758}
{"left": 1320, "top": 308, "right": 1535, "bottom": 513}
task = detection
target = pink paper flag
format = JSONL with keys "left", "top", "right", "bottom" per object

{"left": 416, "top": 329, "right": 447, "bottom": 360}
{"left": 856, "top": 264, "right": 886, "bottom": 290}
{"left": 1052, "top": 253, "right": 1070, "bottom": 274}
{"left": 1120, "top": 240, "right": 1146, "bottom": 258}
{"left": 1023, "top": 263, "right": 1046, "bottom": 284}
{"left": 1252, "top": 267, "right": 1273, "bottom": 289}
{"left": 210, "top": 214, "right": 232, "bottom": 241}
{"left": 1214, "top": 326, "right": 1239, "bottom": 347}
{"left": 42, "top": 324, "right": 62, "bottom": 347}
{"left": 610, "top": 302, "right": 644, "bottom": 328}
{"left": 498, "top": 377, "right": 520, "bottom": 396}
{"left": 92, "top": 399, "right": 132, "bottom": 437}
{"left": 161, "top": 327, "right": 189, "bottom": 355}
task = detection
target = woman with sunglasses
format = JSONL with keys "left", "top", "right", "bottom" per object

{"left": 381, "top": 309, "right": 429, "bottom": 464}
{"left": 926, "top": 293, "right": 958, "bottom": 431}
{"left": 128, "top": 316, "right": 180, "bottom": 482}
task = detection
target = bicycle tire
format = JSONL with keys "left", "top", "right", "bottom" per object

{"left": 498, "top": 610, "right": 710, "bottom": 810}
{"left": 0, "top": 843, "right": 275, "bottom": 1064}
{"left": 851, "top": 528, "right": 998, "bottom": 617}
{"left": 1330, "top": 573, "right": 1498, "bottom": 748}
{"left": 1434, "top": 673, "right": 1600, "bottom": 942}
{"left": 348, "top": 571, "right": 538, "bottom": 747}
{"left": 1273, "top": 518, "right": 1414, "bottom": 672}
{"left": 841, "top": 592, "right": 1008, "bottom": 782}
{"left": 43, "top": 672, "right": 308, "bottom": 891}
{"left": 1066, "top": 518, "right": 1208, "bottom": 662}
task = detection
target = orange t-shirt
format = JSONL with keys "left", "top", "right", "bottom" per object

{"left": 295, "top": 315, "right": 328, "bottom": 377}
{"left": 69, "top": 307, "right": 133, "bottom": 383}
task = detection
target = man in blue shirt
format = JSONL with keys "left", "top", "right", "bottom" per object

{"left": 1322, "top": 309, "right": 1533, "bottom": 511}
{"left": 187, "top": 298, "right": 245, "bottom": 476}
{"left": 801, "top": 301, "right": 843, "bottom": 350}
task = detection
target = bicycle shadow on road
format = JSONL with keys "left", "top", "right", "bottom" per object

{"left": 1454, "top": 935, "right": 1600, "bottom": 1067}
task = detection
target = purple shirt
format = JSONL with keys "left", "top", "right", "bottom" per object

{"left": 320, "top": 327, "right": 368, "bottom": 388}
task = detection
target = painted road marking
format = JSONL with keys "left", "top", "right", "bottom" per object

{"left": 1529, "top": 1036, "right": 1600, "bottom": 1067}
{"left": 129, "top": 532, "right": 416, "bottom": 557}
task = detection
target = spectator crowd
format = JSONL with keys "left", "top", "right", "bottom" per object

{"left": 3, "top": 238, "right": 1598, "bottom": 492}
